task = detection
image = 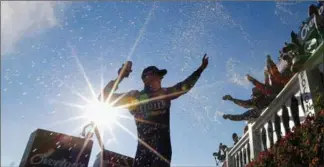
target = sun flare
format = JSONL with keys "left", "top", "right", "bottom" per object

{"left": 83, "top": 100, "right": 120, "bottom": 128}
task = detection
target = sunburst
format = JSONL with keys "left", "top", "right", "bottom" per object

{"left": 49, "top": 9, "right": 174, "bottom": 165}
{"left": 53, "top": 45, "right": 172, "bottom": 165}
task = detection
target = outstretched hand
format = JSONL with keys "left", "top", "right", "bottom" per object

{"left": 200, "top": 54, "right": 209, "bottom": 71}
{"left": 266, "top": 55, "right": 272, "bottom": 62}
{"left": 222, "top": 95, "right": 233, "bottom": 101}
{"left": 246, "top": 74, "right": 254, "bottom": 82}
{"left": 222, "top": 114, "right": 229, "bottom": 120}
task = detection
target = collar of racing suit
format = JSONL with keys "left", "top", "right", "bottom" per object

{"left": 144, "top": 85, "right": 162, "bottom": 92}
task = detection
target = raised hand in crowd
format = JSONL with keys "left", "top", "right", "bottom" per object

{"left": 222, "top": 95, "right": 233, "bottom": 101}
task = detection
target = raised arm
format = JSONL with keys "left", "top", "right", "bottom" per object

{"left": 99, "top": 79, "right": 123, "bottom": 102}
{"left": 231, "top": 98, "right": 255, "bottom": 109}
{"left": 246, "top": 74, "right": 273, "bottom": 95}
{"left": 98, "top": 61, "right": 138, "bottom": 107}
{"left": 222, "top": 95, "right": 255, "bottom": 109}
{"left": 165, "top": 54, "right": 208, "bottom": 100}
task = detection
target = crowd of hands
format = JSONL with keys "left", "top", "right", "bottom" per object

{"left": 220, "top": 0, "right": 324, "bottom": 124}
{"left": 214, "top": 1, "right": 324, "bottom": 164}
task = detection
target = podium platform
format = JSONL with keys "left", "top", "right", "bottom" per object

{"left": 93, "top": 149, "right": 134, "bottom": 167}
{"left": 19, "top": 129, "right": 93, "bottom": 167}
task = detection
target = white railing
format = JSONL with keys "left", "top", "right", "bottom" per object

{"left": 225, "top": 43, "right": 324, "bottom": 167}
{"left": 226, "top": 131, "right": 250, "bottom": 167}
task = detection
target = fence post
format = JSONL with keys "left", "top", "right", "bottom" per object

{"left": 248, "top": 123, "right": 262, "bottom": 161}
{"left": 226, "top": 150, "right": 234, "bottom": 167}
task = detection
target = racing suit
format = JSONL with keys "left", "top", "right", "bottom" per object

{"left": 100, "top": 68, "right": 203, "bottom": 167}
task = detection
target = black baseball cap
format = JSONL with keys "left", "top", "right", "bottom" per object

{"left": 141, "top": 66, "right": 167, "bottom": 80}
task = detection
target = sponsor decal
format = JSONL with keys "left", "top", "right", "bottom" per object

{"left": 298, "top": 71, "right": 315, "bottom": 115}
{"left": 30, "top": 153, "right": 86, "bottom": 167}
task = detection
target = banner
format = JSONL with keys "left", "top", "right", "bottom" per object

{"left": 19, "top": 129, "right": 93, "bottom": 167}
{"left": 298, "top": 3, "right": 324, "bottom": 54}
{"left": 93, "top": 149, "right": 134, "bottom": 167}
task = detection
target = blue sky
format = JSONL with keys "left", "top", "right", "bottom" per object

{"left": 1, "top": 1, "right": 315, "bottom": 166}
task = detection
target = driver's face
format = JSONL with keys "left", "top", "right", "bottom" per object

{"left": 143, "top": 72, "right": 162, "bottom": 86}
{"left": 143, "top": 73, "right": 162, "bottom": 87}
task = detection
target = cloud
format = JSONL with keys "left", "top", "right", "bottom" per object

{"left": 1, "top": 1, "right": 62, "bottom": 55}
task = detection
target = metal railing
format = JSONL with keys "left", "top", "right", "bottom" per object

{"left": 225, "top": 43, "right": 324, "bottom": 167}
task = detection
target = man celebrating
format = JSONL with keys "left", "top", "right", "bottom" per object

{"left": 99, "top": 54, "right": 208, "bottom": 167}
